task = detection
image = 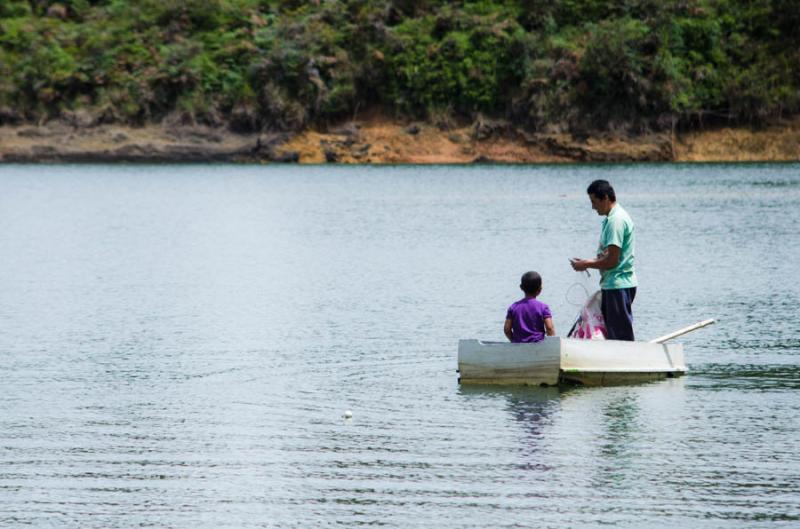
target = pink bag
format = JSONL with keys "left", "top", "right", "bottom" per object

{"left": 568, "top": 290, "right": 607, "bottom": 340}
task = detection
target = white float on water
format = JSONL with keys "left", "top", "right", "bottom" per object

{"left": 458, "top": 319, "right": 714, "bottom": 387}
{"left": 343, "top": 410, "right": 353, "bottom": 419}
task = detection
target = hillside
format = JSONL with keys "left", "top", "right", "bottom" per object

{"left": 0, "top": 0, "right": 800, "bottom": 163}
{"left": 1, "top": 0, "right": 798, "bottom": 138}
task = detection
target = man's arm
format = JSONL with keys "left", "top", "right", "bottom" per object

{"left": 544, "top": 317, "right": 555, "bottom": 336}
{"left": 504, "top": 318, "right": 513, "bottom": 341}
{"left": 570, "top": 245, "right": 620, "bottom": 272}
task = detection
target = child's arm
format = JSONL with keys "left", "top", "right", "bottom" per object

{"left": 504, "top": 318, "right": 513, "bottom": 341}
{"left": 544, "top": 317, "right": 556, "bottom": 336}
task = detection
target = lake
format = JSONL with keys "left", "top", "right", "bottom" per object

{"left": 0, "top": 163, "right": 798, "bottom": 528}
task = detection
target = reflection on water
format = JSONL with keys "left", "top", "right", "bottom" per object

{"left": 0, "top": 163, "right": 799, "bottom": 528}
{"left": 460, "top": 385, "right": 563, "bottom": 447}
{"left": 595, "top": 393, "right": 640, "bottom": 490}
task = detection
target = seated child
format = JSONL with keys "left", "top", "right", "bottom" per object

{"left": 504, "top": 271, "right": 556, "bottom": 343}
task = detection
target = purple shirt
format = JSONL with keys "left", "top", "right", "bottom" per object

{"left": 506, "top": 298, "right": 552, "bottom": 343}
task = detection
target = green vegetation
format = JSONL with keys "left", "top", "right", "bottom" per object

{"left": 1, "top": 0, "right": 798, "bottom": 133}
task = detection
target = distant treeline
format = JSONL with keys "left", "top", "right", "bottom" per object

{"left": 1, "top": 0, "right": 798, "bottom": 133}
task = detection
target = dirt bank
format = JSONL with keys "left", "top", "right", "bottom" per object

{"left": 1, "top": 115, "right": 798, "bottom": 164}
{"left": 674, "top": 120, "right": 800, "bottom": 162}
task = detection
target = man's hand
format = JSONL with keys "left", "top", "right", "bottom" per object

{"left": 570, "top": 258, "right": 590, "bottom": 272}
{"left": 571, "top": 246, "right": 619, "bottom": 272}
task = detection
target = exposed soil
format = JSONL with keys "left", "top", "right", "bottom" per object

{"left": 277, "top": 120, "right": 569, "bottom": 164}
{"left": 674, "top": 120, "right": 800, "bottom": 162}
{"left": 1, "top": 114, "right": 798, "bottom": 164}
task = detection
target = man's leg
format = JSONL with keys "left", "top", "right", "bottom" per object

{"left": 601, "top": 287, "right": 636, "bottom": 341}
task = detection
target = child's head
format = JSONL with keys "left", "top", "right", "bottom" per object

{"left": 520, "top": 271, "right": 542, "bottom": 296}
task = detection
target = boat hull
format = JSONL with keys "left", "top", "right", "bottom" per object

{"left": 458, "top": 337, "right": 686, "bottom": 386}
{"left": 458, "top": 338, "right": 561, "bottom": 386}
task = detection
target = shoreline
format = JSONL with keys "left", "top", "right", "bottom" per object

{"left": 1, "top": 117, "right": 798, "bottom": 164}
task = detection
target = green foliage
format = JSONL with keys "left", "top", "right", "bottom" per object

{"left": 0, "top": 0, "right": 797, "bottom": 131}
{"left": 384, "top": 5, "right": 525, "bottom": 116}
{"left": 0, "top": 1, "right": 32, "bottom": 17}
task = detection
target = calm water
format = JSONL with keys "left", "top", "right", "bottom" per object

{"left": 1, "top": 163, "right": 799, "bottom": 528}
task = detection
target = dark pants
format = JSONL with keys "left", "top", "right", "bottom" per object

{"left": 601, "top": 287, "right": 637, "bottom": 341}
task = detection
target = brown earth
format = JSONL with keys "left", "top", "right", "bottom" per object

{"left": 674, "top": 119, "right": 800, "bottom": 162}
{"left": 1, "top": 114, "right": 798, "bottom": 164}
{"left": 0, "top": 123, "right": 263, "bottom": 163}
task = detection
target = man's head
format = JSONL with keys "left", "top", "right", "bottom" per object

{"left": 520, "top": 271, "right": 542, "bottom": 296}
{"left": 587, "top": 179, "right": 616, "bottom": 216}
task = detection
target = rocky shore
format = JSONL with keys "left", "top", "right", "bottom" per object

{"left": 1, "top": 116, "right": 798, "bottom": 164}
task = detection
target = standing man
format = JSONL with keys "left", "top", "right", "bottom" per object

{"left": 570, "top": 180, "right": 637, "bottom": 341}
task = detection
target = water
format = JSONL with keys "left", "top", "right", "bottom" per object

{"left": 1, "top": 163, "right": 798, "bottom": 528}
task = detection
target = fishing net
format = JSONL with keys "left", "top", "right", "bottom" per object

{"left": 567, "top": 290, "right": 606, "bottom": 340}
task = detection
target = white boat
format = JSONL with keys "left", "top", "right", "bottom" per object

{"left": 458, "top": 319, "right": 714, "bottom": 386}
{"left": 457, "top": 337, "right": 686, "bottom": 386}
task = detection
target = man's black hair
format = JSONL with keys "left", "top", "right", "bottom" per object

{"left": 520, "top": 271, "right": 542, "bottom": 295}
{"left": 587, "top": 180, "right": 616, "bottom": 201}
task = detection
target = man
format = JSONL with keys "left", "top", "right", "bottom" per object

{"left": 570, "top": 180, "right": 637, "bottom": 341}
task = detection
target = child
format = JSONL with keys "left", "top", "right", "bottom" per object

{"left": 504, "top": 271, "right": 556, "bottom": 343}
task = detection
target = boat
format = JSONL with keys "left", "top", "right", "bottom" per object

{"left": 457, "top": 319, "right": 713, "bottom": 387}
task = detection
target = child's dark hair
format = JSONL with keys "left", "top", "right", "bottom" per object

{"left": 520, "top": 271, "right": 542, "bottom": 295}
{"left": 587, "top": 179, "right": 616, "bottom": 201}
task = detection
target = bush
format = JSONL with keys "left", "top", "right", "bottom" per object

{"left": 383, "top": 6, "right": 524, "bottom": 116}
{"left": 0, "top": 0, "right": 797, "bottom": 131}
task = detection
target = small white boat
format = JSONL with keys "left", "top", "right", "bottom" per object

{"left": 458, "top": 337, "right": 686, "bottom": 386}
{"left": 459, "top": 319, "right": 714, "bottom": 386}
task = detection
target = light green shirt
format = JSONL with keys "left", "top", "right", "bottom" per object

{"left": 598, "top": 204, "right": 637, "bottom": 290}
